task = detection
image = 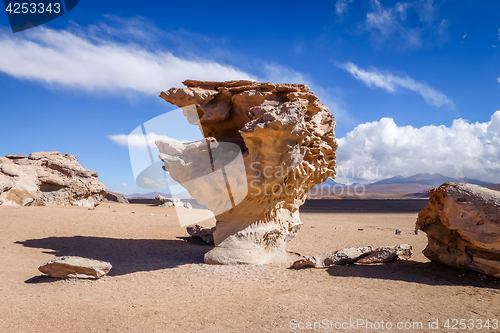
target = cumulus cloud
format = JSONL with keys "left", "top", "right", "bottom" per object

{"left": 338, "top": 62, "right": 453, "bottom": 107}
{"left": 0, "top": 26, "right": 255, "bottom": 95}
{"left": 497, "top": 78, "right": 500, "bottom": 83}
{"left": 108, "top": 133, "right": 186, "bottom": 147}
{"left": 336, "top": 111, "right": 500, "bottom": 183}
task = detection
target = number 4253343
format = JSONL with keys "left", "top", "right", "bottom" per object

{"left": 5, "top": 3, "right": 61, "bottom": 14}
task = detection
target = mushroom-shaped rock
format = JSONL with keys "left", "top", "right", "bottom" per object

{"left": 156, "top": 80, "right": 337, "bottom": 264}
{"left": 416, "top": 183, "right": 500, "bottom": 278}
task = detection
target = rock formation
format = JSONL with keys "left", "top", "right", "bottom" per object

{"left": 0, "top": 152, "right": 106, "bottom": 207}
{"left": 39, "top": 256, "right": 112, "bottom": 279}
{"left": 416, "top": 183, "right": 500, "bottom": 278}
{"left": 186, "top": 224, "right": 215, "bottom": 245}
{"left": 105, "top": 192, "right": 130, "bottom": 204}
{"left": 154, "top": 195, "right": 192, "bottom": 209}
{"left": 291, "top": 244, "right": 412, "bottom": 269}
{"left": 157, "top": 80, "right": 337, "bottom": 264}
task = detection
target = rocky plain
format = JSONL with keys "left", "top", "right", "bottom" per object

{"left": 1, "top": 80, "right": 499, "bottom": 332}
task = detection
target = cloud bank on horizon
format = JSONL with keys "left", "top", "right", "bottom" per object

{"left": 337, "top": 111, "right": 500, "bottom": 184}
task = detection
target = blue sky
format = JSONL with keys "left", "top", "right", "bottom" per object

{"left": 0, "top": 0, "right": 499, "bottom": 194}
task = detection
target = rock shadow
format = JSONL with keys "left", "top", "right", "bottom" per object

{"left": 16, "top": 236, "right": 212, "bottom": 280}
{"left": 326, "top": 260, "right": 499, "bottom": 289}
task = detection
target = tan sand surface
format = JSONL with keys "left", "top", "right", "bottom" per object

{"left": 0, "top": 202, "right": 499, "bottom": 332}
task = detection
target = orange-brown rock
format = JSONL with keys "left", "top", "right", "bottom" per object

{"left": 157, "top": 80, "right": 337, "bottom": 264}
{"left": 416, "top": 183, "right": 500, "bottom": 278}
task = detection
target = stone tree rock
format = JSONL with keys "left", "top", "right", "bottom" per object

{"left": 0, "top": 152, "right": 106, "bottom": 207}
{"left": 416, "top": 183, "right": 500, "bottom": 278}
{"left": 156, "top": 80, "right": 337, "bottom": 264}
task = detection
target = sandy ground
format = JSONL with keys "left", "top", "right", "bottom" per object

{"left": 0, "top": 202, "right": 499, "bottom": 333}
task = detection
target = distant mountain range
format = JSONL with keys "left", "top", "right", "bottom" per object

{"left": 123, "top": 191, "right": 190, "bottom": 199}
{"left": 311, "top": 173, "right": 497, "bottom": 199}
{"left": 121, "top": 173, "right": 497, "bottom": 200}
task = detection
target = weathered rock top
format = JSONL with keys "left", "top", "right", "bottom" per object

{"left": 0, "top": 151, "right": 106, "bottom": 207}
{"left": 416, "top": 182, "right": 500, "bottom": 278}
{"left": 157, "top": 80, "right": 337, "bottom": 264}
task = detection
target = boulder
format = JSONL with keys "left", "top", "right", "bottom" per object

{"left": 186, "top": 224, "right": 215, "bottom": 245}
{"left": 0, "top": 152, "right": 106, "bottom": 207}
{"left": 416, "top": 183, "right": 500, "bottom": 278}
{"left": 292, "top": 246, "right": 373, "bottom": 269}
{"left": 357, "top": 244, "right": 413, "bottom": 264}
{"left": 157, "top": 80, "right": 337, "bottom": 264}
{"left": 38, "top": 256, "right": 112, "bottom": 279}
{"left": 153, "top": 195, "right": 191, "bottom": 208}
{"left": 105, "top": 192, "right": 129, "bottom": 204}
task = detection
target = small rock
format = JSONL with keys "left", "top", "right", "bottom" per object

{"left": 292, "top": 246, "right": 373, "bottom": 269}
{"left": 105, "top": 192, "right": 130, "bottom": 204}
{"left": 291, "top": 258, "right": 315, "bottom": 269}
{"left": 311, "top": 226, "right": 316, "bottom": 228}
{"left": 395, "top": 228, "right": 401, "bottom": 235}
{"left": 357, "top": 244, "right": 413, "bottom": 264}
{"left": 358, "top": 228, "right": 364, "bottom": 231}
{"left": 186, "top": 225, "right": 215, "bottom": 245}
{"left": 88, "top": 207, "right": 95, "bottom": 211}
{"left": 112, "top": 210, "right": 117, "bottom": 212}
{"left": 38, "top": 256, "right": 112, "bottom": 279}
{"left": 150, "top": 214, "right": 154, "bottom": 216}
{"left": 183, "top": 202, "right": 192, "bottom": 209}
{"left": 414, "top": 229, "right": 420, "bottom": 235}
{"left": 132, "top": 211, "right": 136, "bottom": 214}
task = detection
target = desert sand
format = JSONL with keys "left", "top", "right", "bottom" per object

{"left": 1, "top": 202, "right": 499, "bottom": 332}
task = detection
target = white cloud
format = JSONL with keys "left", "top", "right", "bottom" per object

{"left": 335, "top": 0, "right": 353, "bottom": 17}
{"left": 338, "top": 62, "right": 453, "bottom": 107}
{"left": 362, "top": 0, "right": 445, "bottom": 49}
{"left": 121, "top": 183, "right": 127, "bottom": 187}
{"left": 498, "top": 78, "right": 500, "bottom": 83}
{"left": 498, "top": 28, "right": 500, "bottom": 40}
{"left": 108, "top": 133, "right": 185, "bottom": 147}
{"left": 0, "top": 27, "right": 255, "bottom": 95}
{"left": 462, "top": 34, "right": 467, "bottom": 39}
{"left": 336, "top": 111, "right": 500, "bottom": 183}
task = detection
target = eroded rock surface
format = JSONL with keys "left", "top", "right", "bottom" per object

{"left": 157, "top": 80, "right": 337, "bottom": 264}
{"left": 38, "top": 256, "right": 112, "bottom": 279}
{"left": 357, "top": 244, "right": 413, "bottom": 264}
{"left": 0, "top": 152, "right": 106, "bottom": 207}
{"left": 186, "top": 224, "right": 215, "bottom": 245}
{"left": 105, "top": 192, "right": 129, "bottom": 204}
{"left": 416, "top": 182, "right": 500, "bottom": 278}
{"left": 291, "top": 244, "right": 413, "bottom": 269}
{"left": 154, "top": 195, "right": 192, "bottom": 209}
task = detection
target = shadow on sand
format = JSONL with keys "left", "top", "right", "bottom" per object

{"left": 326, "top": 260, "right": 500, "bottom": 289}
{"left": 16, "top": 235, "right": 213, "bottom": 282}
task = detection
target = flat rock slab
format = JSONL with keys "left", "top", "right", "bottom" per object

{"left": 291, "top": 244, "right": 413, "bottom": 269}
{"left": 38, "top": 256, "right": 112, "bottom": 279}
{"left": 357, "top": 244, "right": 413, "bottom": 264}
